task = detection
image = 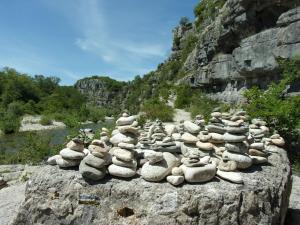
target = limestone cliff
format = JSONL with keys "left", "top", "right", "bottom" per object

{"left": 75, "top": 0, "right": 300, "bottom": 108}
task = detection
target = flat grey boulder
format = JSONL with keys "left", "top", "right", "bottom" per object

{"left": 13, "top": 145, "right": 291, "bottom": 225}
{"left": 222, "top": 151, "right": 253, "bottom": 169}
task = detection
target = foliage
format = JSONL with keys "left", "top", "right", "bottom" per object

{"left": 0, "top": 132, "right": 63, "bottom": 164}
{"left": 40, "top": 115, "right": 53, "bottom": 126}
{"left": 0, "top": 114, "right": 21, "bottom": 134}
{"left": 194, "top": 0, "right": 226, "bottom": 28}
{"left": 141, "top": 98, "right": 174, "bottom": 122}
{"left": 244, "top": 57, "right": 300, "bottom": 149}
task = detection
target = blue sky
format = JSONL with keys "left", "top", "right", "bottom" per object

{"left": 0, "top": 0, "right": 198, "bottom": 85}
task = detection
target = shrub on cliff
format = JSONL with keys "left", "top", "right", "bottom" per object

{"left": 244, "top": 57, "right": 300, "bottom": 152}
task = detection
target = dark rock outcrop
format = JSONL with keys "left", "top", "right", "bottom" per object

{"left": 13, "top": 146, "right": 291, "bottom": 225}
{"left": 183, "top": 1, "right": 300, "bottom": 103}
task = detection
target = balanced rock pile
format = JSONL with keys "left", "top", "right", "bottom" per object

{"left": 47, "top": 138, "right": 86, "bottom": 168}
{"left": 108, "top": 113, "right": 139, "bottom": 178}
{"left": 79, "top": 139, "right": 111, "bottom": 181}
{"left": 248, "top": 119, "right": 270, "bottom": 164}
{"left": 222, "top": 111, "right": 252, "bottom": 170}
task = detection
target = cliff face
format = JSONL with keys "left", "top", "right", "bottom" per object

{"left": 182, "top": 0, "right": 300, "bottom": 103}
{"left": 75, "top": 77, "right": 127, "bottom": 109}
{"left": 75, "top": 0, "right": 300, "bottom": 108}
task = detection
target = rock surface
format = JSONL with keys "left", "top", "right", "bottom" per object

{"left": 12, "top": 146, "right": 291, "bottom": 225}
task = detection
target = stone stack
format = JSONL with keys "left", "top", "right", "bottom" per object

{"left": 206, "top": 111, "right": 226, "bottom": 156}
{"left": 49, "top": 138, "right": 85, "bottom": 168}
{"left": 194, "top": 114, "right": 205, "bottom": 128}
{"left": 222, "top": 112, "right": 252, "bottom": 170}
{"left": 248, "top": 119, "right": 270, "bottom": 164}
{"left": 108, "top": 112, "right": 139, "bottom": 178}
{"left": 108, "top": 142, "right": 137, "bottom": 178}
{"left": 110, "top": 113, "right": 138, "bottom": 146}
{"left": 79, "top": 140, "right": 110, "bottom": 181}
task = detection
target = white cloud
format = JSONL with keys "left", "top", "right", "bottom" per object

{"left": 64, "top": 0, "right": 169, "bottom": 74}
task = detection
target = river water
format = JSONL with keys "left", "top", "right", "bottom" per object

{"left": 0, "top": 122, "right": 111, "bottom": 153}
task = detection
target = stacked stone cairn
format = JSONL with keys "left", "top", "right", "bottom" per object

{"left": 108, "top": 112, "right": 139, "bottom": 178}
{"left": 216, "top": 111, "right": 252, "bottom": 184}
{"left": 47, "top": 138, "right": 86, "bottom": 168}
{"left": 179, "top": 120, "right": 216, "bottom": 184}
{"left": 46, "top": 109, "right": 286, "bottom": 187}
{"left": 248, "top": 119, "right": 270, "bottom": 164}
{"left": 79, "top": 139, "right": 111, "bottom": 181}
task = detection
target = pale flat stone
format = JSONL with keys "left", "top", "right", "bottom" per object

{"left": 84, "top": 154, "right": 106, "bottom": 169}
{"left": 47, "top": 155, "right": 60, "bottom": 165}
{"left": 116, "top": 116, "right": 136, "bottom": 126}
{"left": 180, "top": 164, "right": 216, "bottom": 183}
{"left": 271, "top": 138, "right": 285, "bottom": 147}
{"left": 222, "top": 151, "right": 252, "bottom": 169}
{"left": 144, "top": 150, "right": 163, "bottom": 164}
{"left": 141, "top": 152, "right": 180, "bottom": 182}
{"left": 118, "top": 125, "right": 139, "bottom": 135}
{"left": 66, "top": 140, "right": 84, "bottom": 152}
{"left": 250, "top": 142, "right": 264, "bottom": 150}
{"left": 165, "top": 124, "right": 177, "bottom": 136}
{"left": 225, "top": 142, "right": 248, "bottom": 154}
{"left": 167, "top": 175, "right": 184, "bottom": 186}
{"left": 56, "top": 155, "right": 80, "bottom": 168}
{"left": 218, "top": 159, "right": 238, "bottom": 171}
{"left": 113, "top": 148, "right": 134, "bottom": 162}
{"left": 226, "top": 126, "right": 248, "bottom": 134}
{"left": 172, "top": 133, "right": 182, "bottom": 141}
{"left": 118, "top": 142, "right": 135, "bottom": 150}
{"left": 207, "top": 124, "right": 226, "bottom": 134}
{"left": 182, "top": 132, "right": 199, "bottom": 144}
{"left": 112, "top": 157, "right": 137, "bottom": 168}
{"left": 172, "top": 167, "right": 184, "bottom": 176}
{"left": 250, "top": 156, "right": 268, "bottom": 164}
{"left": 198, "top": 132, "right": 211, "bottom": 142}
{"left": 110, "top": 132, "right": 136, "bottom": 146}
{"left": 108, "top": 164, "right": 136, "bottom": 178}
{"left": 60, "top": 148, "right": 85, "bottom": 160}
{"left": 217, "top": 170, "right": 243, "bottom": 184}
{"left": 79, "top": 161, "right": 106, "bottom": 181}
{"left": 196, "top": 141, "right": 214, "bottom": 151}
{"left": 209, "top": 133, "right": 224, "bottom": 144}
{"left": 211, "top": 112, "right": 222, "bottom": 118}
{"left": 223, "top": 133, "right": 246, "bottom": 143}
{"left": 184, "top": 121, "right": 201, "bottom": 134}
{"left": 249, "top": 149, "right": 266, "bottom": 157}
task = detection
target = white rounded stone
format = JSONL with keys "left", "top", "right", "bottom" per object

{"left": 60, "top": 148, "right": 85, "bottom": 160}
{"left": 66, "top": 140, "right": 84, "bottom": 152}
{"left": 180, "top": 164, "right": 216, "bottom": 183}
{"left": 108, "top": 164, "right": 136, "bottom": 178}
{"left": 222, "top": 151, "right": 252, "bottom": 169}
{"left": 116, "top": 116, "right": 136, "bottom": 126}
{"left": 223, "top": 133, "right": 246, "bottom": 143}
{"left": 172, "top": 167, "right": 184, "bottom": 176}
{"left": 182, "top": 132, "right": 199, "bottom": 144}
{"left": 144, "top": 150, "right": 163, "bottom": 164}
{"left": 110, "top": 133, "right": 136, "bottom": 146}
{"left": 47, "top": 155, "right": 60, "bottom": 165}
{"left": 196, "top": 141, "right": 214, "bottom": 151}
{"left": 113, "top": 148, "right": 134, "bottom": 162}
{"left": 216, "top": 170, "right": 243, "bottom": 184}
{"left": 184, "top": 121, "right": 201, "bottom": 134}
{"left": 56, "top": 155, "right": 80, "bottom": 168}
{"left": 167, "top": 175, "right": 184, "bottom": 186}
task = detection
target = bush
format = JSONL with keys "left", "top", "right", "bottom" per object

{"left": 40, "top": 115, "right": 53, "bottom": 126}
{"left": 244, "top": 57, "right": 300, "bottom": 151}
{"left": 62, "top": 114, "right": 80, "bottom": 128}
{"left": 174, "top": 85, "right": 194, "bottom": 108}
{"left": 0, "top": 132, "right": 63, "bottom": 164}
{"left": 141, "top": 98, "right": 174, "bottom": 122}
{"left": 0, "top": 115, "right": 21, "bottom": 134}
{"left": 86, "top": 106, "right": 106, "bottom": 123}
